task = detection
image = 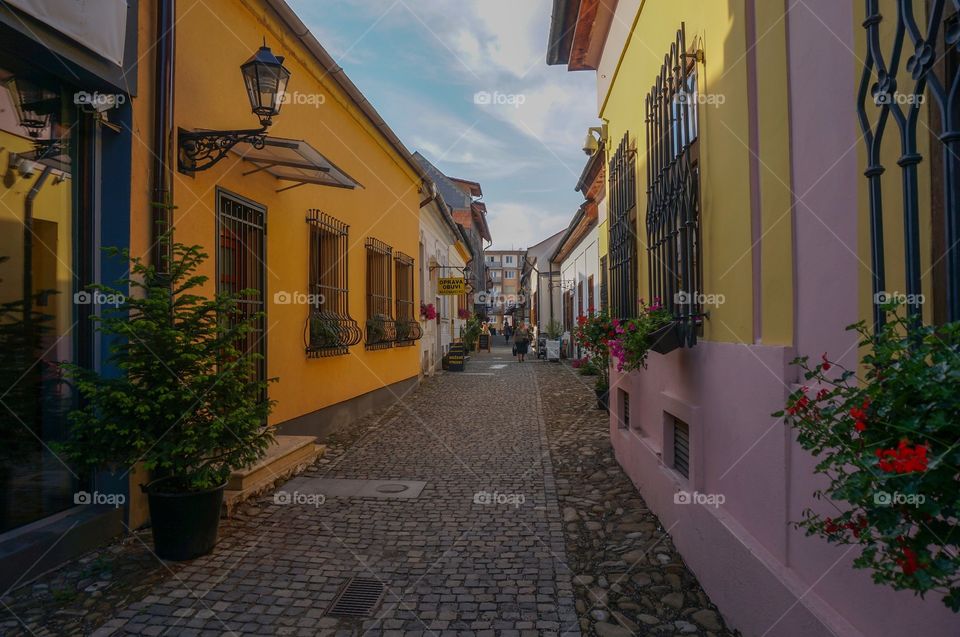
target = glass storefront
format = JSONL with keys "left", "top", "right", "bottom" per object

{"left": 0, "top": 61, "right": 82, "bottom": 534}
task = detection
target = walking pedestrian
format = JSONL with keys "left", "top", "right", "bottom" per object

{"left": 513, "top": 321, "right": 531, "bottom": 362}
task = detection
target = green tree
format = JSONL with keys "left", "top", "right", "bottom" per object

{"left": 60, "top": 242, "right": 275, "bottom": 492}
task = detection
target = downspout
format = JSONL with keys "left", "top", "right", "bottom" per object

{"left": 152, "top": 0, "right": 175, "bottom": 275}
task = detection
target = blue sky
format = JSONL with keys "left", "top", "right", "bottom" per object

{"left": 287, "top": 0, "right": 599, "bottom": 250}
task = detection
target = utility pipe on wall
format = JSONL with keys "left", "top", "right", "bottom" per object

{"left": 152, "top": 0, "right": 175, "bottom": 275}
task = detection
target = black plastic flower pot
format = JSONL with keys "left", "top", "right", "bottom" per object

{"left": 595, "top": 388, "right": 610, "bottom": 411}
{"left": 649, "top": 322, "right": 681, "bottom": 355}
{"left": 143, "top": 479, "right": 226, "bottom": 561}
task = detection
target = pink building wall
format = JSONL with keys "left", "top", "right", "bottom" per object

{"left": 608, "top": 1, "right": 959, "bottom": 635}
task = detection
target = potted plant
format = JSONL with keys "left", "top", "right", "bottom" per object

{"left": 574, "top": 309, "right": 612, "bottom": 410}
{"left": 776, "top": 305, "right": 960, "bottom": 611}
{"left": 366, "top": 313, "right": 391, "bottom": 344}
{"left": 462, "top": 313, "right": 482, "bottom": 352}
{"left": 609, "top": 300, "right": 675, "bottom": 372}
{"left": 544, "top": 319, "right": 563, "bottom": 362}
{"left": 647, "top": 299, "right": 681, "bottom": 354}
{"left": 309, "top": 314, "right": 340, "bottom": 349}
{"left": 59, "top": 242, "right": 275, "bottom": 561}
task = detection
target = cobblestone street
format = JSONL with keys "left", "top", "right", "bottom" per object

{"left": 3, "top": 344, "right": 733, "bottom": 636}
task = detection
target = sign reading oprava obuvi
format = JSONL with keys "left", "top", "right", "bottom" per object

{"left": 438, "top": 277, "right": 466, "bottom": 295}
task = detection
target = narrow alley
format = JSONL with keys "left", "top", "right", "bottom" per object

{"left": 3, "top": 345, "right": 733, "bottom": 636}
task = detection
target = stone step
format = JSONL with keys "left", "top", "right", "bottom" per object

{"left": 223, "top": 435, "right": 324, "bottom": 516}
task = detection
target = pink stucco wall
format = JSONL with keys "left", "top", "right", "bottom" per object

{"left": 608, "top": 1, "right": 959, "bottom": 635}
{"left": 611, "top": 341, "right": 956, "bottom": 636}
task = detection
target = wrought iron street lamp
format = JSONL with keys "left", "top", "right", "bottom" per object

{"left": 178, "top": 42, "right": 291, "bottom": 173}
{"left": 3, "top": 76, "right": 57, "bottom": 139}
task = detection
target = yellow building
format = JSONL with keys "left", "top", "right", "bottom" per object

{"left": 130, "top": 0, "right": 428, "bottom": 441}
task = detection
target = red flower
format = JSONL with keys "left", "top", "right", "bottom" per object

{"left": 896, "top": 547, "right": 922, "bottom": 576}
{"left": 876, "top": 439, "right": 928, "bottom": 474}
{"left": 849, "top": 399, "right": 871, "bottom": 432}
{"left": 821, "top": 353, "right": 831, "bottom": 371}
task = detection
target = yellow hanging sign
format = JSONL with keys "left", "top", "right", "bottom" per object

{"left": 438, "top": 277, "right": 466, "bottom": 295}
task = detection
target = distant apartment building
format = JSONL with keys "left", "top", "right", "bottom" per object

{"left": 485, "top": 249, "right": 526, "bottom": 327}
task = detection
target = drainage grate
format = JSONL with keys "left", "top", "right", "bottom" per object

{"left": 326, "top": 577, "right": 386, "bottom": 617}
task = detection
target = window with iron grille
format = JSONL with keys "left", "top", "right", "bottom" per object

{"left": 673, "top": 416, "right": 690, "bottom": 479}
{"left": 859, "top": 3, "right": 960, "bottom": 326}
{"left": 305, "top": 211, "right": 361, "bottom": 357}
{"left": 394, "top": 252, "right": 421, "bottom": 346}
{"left": 587, "top": 275, "right": 595, "bottom": 313}
{"left": 577, "top": 281, "right": 583, "bottom": 317}
{"left": 365, "top": 238, "right": 395, "bottom": 350}
{"left": 216, "top": 190, "right": 267, "bottom": 404}
{"left": 608, "top": 133, "right": 638, "bottom": 318}
{"left": 646, "top": 23, "right": 702, "bottom": 347}
{"left": 599, "top": 255, "right": 608, "bottom": 312}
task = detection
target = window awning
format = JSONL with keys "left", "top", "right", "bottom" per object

{"left": 229, "top": 135, "right": 362, "bottom": 192}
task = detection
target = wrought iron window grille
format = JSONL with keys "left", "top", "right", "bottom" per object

{"left": 608, "top": 133, "right": 639, "bottom": 319}
{"left": 645, "top": 23, "right": 704, "bottom": 348}
{"left": 394, "top": 251, "right": 422, "bottom": 346}
{"left": 365, "top": 237, "right": 396, "bottom": 350}
{"left": 305, "top": 211, "right": 361, "bottom": 357}
{"left": 858, "top": 0, "right": 960, "bottom": 329}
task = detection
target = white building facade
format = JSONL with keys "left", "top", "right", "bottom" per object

{"left": 419, "top": 194, "right": 472, "bottom": 376}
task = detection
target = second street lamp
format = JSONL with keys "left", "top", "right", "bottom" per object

{"left": 178, "top": 41, "right": 291, "bottom": 173}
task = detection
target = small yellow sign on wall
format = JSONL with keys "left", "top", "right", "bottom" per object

{"left": 438, "top": 277, "right": 466, "bottom": 295}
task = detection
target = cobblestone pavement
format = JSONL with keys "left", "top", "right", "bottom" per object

{"left": 2, "top": 343, "right": 736, "bottom": 636}
{"left": 99, "top": 343, "right": 577, "bottom": 636}
{"left": 537, "top": 363, "right": 737, "bottom": 637}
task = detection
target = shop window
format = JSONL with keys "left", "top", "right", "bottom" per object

{"left": 0, "top": 68, "right": 81, "bottom": 532}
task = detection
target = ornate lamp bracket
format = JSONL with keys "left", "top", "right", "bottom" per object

{"left": 177, "top": 127, "right": 267, "bottom": 173}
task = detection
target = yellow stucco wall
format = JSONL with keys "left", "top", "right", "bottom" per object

{"left": 129, "top": 0, "right": 422, "bottom": 428}
{"left": 600, "top": 0, "right": 794, "bottom": 345}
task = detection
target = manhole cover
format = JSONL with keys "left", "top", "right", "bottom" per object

{"left": 326, "top": 577, "right": 385, "bottom": 617}
{"left": 375, "top": 483, "right": 409, "bottom": 494}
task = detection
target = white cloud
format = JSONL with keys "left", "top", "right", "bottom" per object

{"left": 486, "top": 201, "right": 571, "bottom": 250}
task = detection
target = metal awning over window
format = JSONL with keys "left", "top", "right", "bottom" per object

{"left": 229, "top": 135, "right": 362, "bottom": 192}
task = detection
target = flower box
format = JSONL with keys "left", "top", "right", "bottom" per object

{"left": 649, "top": 321, "right": 681, "bottom": 355}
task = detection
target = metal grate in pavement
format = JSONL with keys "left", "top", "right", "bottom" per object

{"left": 326, "top": 577, "right": 386, "bottom": 617}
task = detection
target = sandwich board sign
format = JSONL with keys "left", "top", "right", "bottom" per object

{"left": 447, "top": 343, "right": 466, "bottom": 371}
